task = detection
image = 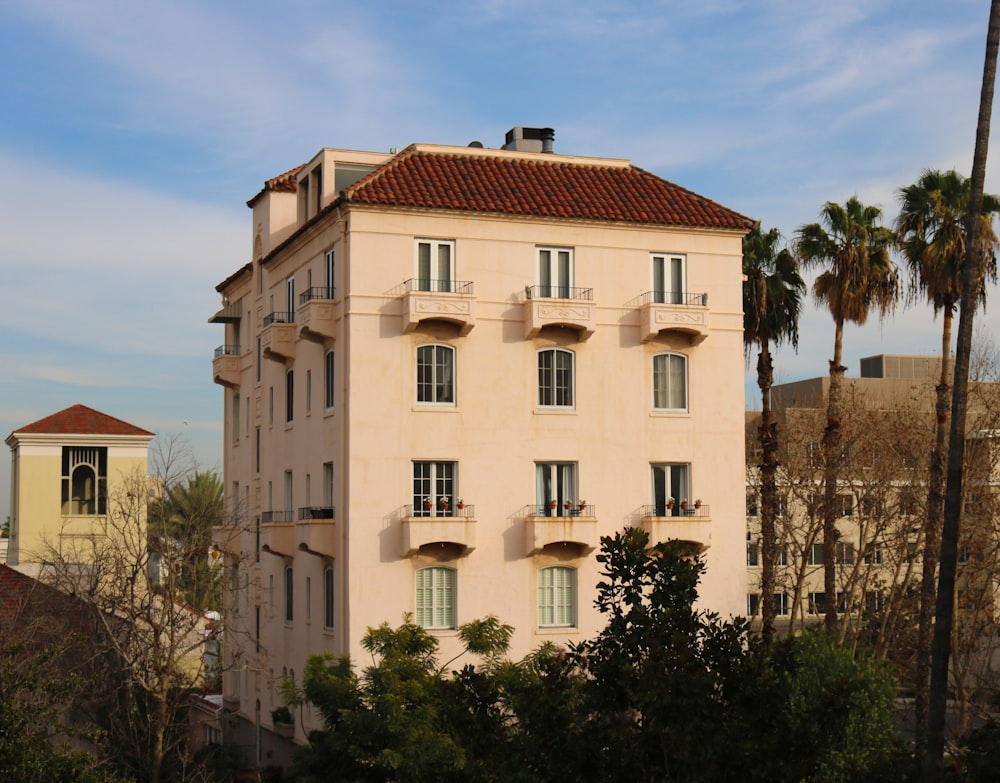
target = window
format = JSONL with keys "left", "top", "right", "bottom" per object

{"left": 324, "top": 351, "right": 335, "bottom": 409}
{"left": 747, "top": 593, "right": 760, "bottom": 616}
{"left": 863, "top": 546, "right": 883, "bottom": 565}
{"left": 806, "top": 441, "right": 822, "bottom": 468}
{"left": 538, "top": 348, "right": 574, "bottom": 408}
{"left": 256, "top": 337, "right": 262, "bottom": 383}
{"left": 747, "top": 543, "right": 759, "bottom": 567}
{"left": 538, "top": 566, "right": 576, "bottom": 627}
{"left": 61, "top": 447, "right": 108, "bottom": 515}
{"left": 808, "top": 592, "right": 825, "bottom": 615}
{"left": 324, "top": 565, "right": 335, "bottom": 629}
{"left": 835, "top": 541, "right": 856, "bottom": 565}
{"left": 255, "top": 427, "right": 261, "bottom": 474}
{"left": 285, "top": 370, "right": 294, "bottom": 423}
{"left": 651, "top": 253, "right": 685, "bottom": 304}
{"left": 808, "top": 543, "right": 824, "bottom": 566}
{"left": 537, "top": 246, "right": 573, "bottom": 298}
{"left": 269, "top": 387, "right": 274, "bottom": 426}
{"left": 284, "top": 566, "right": 294, "bottom": 623}
{"left": 306, "top": 369, "right": 312, "bottom": 413}
{"left": 413, "top": 461, "right": 456, "bottom": 517}
{"left": 325, "top": 248, "right": 335, "bottom": 298}
{"left": 775, "top": 592, "right": 790, "bottom": 616}
{"left": 305, "top": 576, "right": 312, "bottom": 621}
{"left": 865, "top": 590, "right": 883, "bottom": 615}
{"left": 415, "top": 239, "right": 455, "bottom": 292}
{"left": 417, "top": 345, "right": 455, "bottom": 405}
{"left": 651, "top": 463, "right": 690, "bottom": 517}
{"left": 232, "top": 394, "right": 241, "bottom": 444}
{"left": 232, "top": 562, "right": 240, "bottom": 615}
{"left": 415, "top": 567, "right": 455, "bottom": 629}
{"left": 284, "top": 471, "right": 293, "bottom": 513}
{"left": 652, "top": 352, "right": 687, "bottom": 411}
{"left": 536, "top": 462, "right": 578, "bottom": 515}
{"left": 746, "top": 492, "right": 759, "bottom": 517}
{"left": 323, "top": 462, "right": 334, "bottom": 509}
{"left": 286, "top": 276, "right": 295, "bottom": 316}
{"left": 839, "top": 494, "right": 854, "bottom": 517}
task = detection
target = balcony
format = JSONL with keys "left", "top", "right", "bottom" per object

{"left": 262, "top": 312, "right": 296, "bottom": 361}
{"left": 297, "top": 287, "right": 338, "bottom": 342}
{"left": 523, "top": 286, "right": 595, "bottom": 340}
{"left": 638, "top": 291, "right": 710, "bottom": 344}
{"left": 401, "top": 279, "right": 476, "bottom": 335}
{"left": 524, "top": 503, "right": 597, "bottom": 556}
{"left": 212, "top": 344, "right": 241, "bottom": 388}
{"left": 639, "top": 503, "right": 711, "bottom": 552}
{"left": 401, "top": 503, "right": 477, "bottom": 557}
{"left": 296, "top": 506, "right": 336, "bottom": 558}
{"left": 260, "top": 510, "right": 295, "bottom": 557}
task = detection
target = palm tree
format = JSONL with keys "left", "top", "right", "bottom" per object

{"left": 928, "top": 3, "right": 1000, "bottom": 777}
{"left": 896, "top": 169, "right": 999, "bottom": 755}
{"left": 743, "top": 223, "right": 805, "bottom": 644}
{"left": 795, "top": 197, "right": 899, "bottom": 632}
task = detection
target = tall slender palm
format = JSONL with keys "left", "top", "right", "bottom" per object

{"left": 896, "top": 169, "right": 999, "bottom": 755}
{"left": 743, "top": 223, "right": 805, "bottom": 645}
{"left": 795, "top": 197, "right": 899, "bottom": 632}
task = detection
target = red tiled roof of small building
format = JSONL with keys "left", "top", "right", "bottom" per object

{"left": 343, "top": 147, "right": 754, "bottom": 231}
{"left": 15, "top": 405, "right": 154, "bottom": 437}
{"left": 246, "top": 163, "right": 306, "bottom": 207}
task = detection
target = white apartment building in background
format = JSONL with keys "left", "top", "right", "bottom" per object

{"left": 210, "top": 127, "right": 753, "bottom": 762}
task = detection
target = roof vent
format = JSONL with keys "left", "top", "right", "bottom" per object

{"left": 502, "top": 127, "right": 555, "bottom": 153}
{"left": 468, "top": 140, "right": 484, "bottom": 148}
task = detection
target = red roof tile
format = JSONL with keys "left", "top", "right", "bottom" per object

{"left": 246, "top": 163, "right": 305, "bottom": 207}
{"left": 15, "top": 405, "right": 154, "bottom": 437}
{"left": 343, "top": 147, "right": 753, "bottom": 231}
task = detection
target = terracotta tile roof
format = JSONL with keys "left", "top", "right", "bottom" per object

{"left": 15, "top": 405, "right": 154, "bottom": 437}
{"left": 343, "top": 147, "right": 753, "bottom": 231}
{"left": 246, "top": 163, "right": 305, "bottom": 207}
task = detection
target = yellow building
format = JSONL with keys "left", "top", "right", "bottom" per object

{"left": 5, "top": 404, "right": 154, "bottom": 568}
{"left": 210, "top": 128, "right": 753, "bottom": 760}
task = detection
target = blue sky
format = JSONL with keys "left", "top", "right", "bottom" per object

{"left": 1, "top": 0, "right": 997, "bottom": 514}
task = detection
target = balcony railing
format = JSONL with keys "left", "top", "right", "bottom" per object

{"left": 640, "top": 503, "right": 709, "bottom": 518}
{"left": 524, "top": 285, "right": 593, "bottom": 300}
{"left": 300, "top": 286, "right": 336, "bottom": 303}
{"left": 263, "top": 311, "right": 295, "bottom": 326}
{"left": 403, "top": 278, "right": 474, "bottom": 294}
{"left": 261, "top": 510, "right": 294, "bottom": 523}
{"left": 214, "top": 344, "right": 240, "bottom": 359}
{"left": 530, "top": 503, "right": 594, "bottom": 517}
{"left": 405, "top": 503, "right": 475, "bottom": 518}
{"left": 639, "top": 291, "right": 708, "bottom": 307}
{"left": 299, "top": 506, "right": 335, "bottom": 520}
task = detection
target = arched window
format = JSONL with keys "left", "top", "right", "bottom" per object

{"left": 416, "top": 344, "right": 455, "bottom": 405}
{"left": 415, "top": 567, "right": 455, "bottom": 629}
{"left": 652, "top": 352, "right": 688, "bottom": 411}
{"left": 538, "top": 348, "right": 574, "bottom": 408}
{"left": 538, "top": 566, "right": 577, "bottom": 628}
{"left": 61, "top": 447, "right": 107, "bottom": 515}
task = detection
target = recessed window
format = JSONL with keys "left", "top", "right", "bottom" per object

{"left": 652, "top": 352, "right": 687, "bottom": 411}
{"left": 413, "top": 461, "right": 456, "bottom": 517}
{"left": 285, "top": 370, "right": 294, "bottom": 424}
{"left": 537, "top": 246, "right": 573, "bottom": 298}
{"left": 417, "top": 344, "right": 455, "bottom": 405}
{"left": 284, "top": 566, "right": 294, "bottom": 623}
{"left": 61, "top": 447, "right": 107, "bottom": 516}
{"left": 651, "top": 253, "right": 686, "bottom": 304}
{"left": 415, "top": 567, "right": 455, "bottom": 629}
{"left": 748, "top": 593, "right": 789, "bottom": 617}
{"left": 232, "top": 394, "right": 241, "bottom": 443}
{"left": 538, "top": 348, "right": 574, "bottom": 408}
{"left": 324, "top": 566, "right": 335, "bottom": 630}
{"left": 536, "top": 462, "right": 577, "bottom": 515}
{"left": 538, "top": 566, "right": 576, "bottom": 628}
{"left": 747, "top": 543, "right": 759, "bottom": 567}
{"left": 325, "top": 351, "right": 335, "bottom": 410}
{"left": 415, "top": 239, "right": 455, "bottom": 292}
{"left": 651, "top": 463, "right": 690, "bottom": 516}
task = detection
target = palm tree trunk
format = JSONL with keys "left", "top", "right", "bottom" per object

{"left": 926, "top": 2, "right": 1000, "bottom": 778}
{"left": 822, "top": 319, "right": 846, "bottom": 632}
{"left": 915, "top": 311, "right": 952, "bottom": 759}
{"left": 758, "top": 343, "right": 779, "bottom": 644}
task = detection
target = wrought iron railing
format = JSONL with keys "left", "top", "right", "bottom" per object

{"left": 530, "top": 503, "right": 594, "bottom": 517}
{"left": 405, "top": 503, "right": 475, "bottom": 518}
{"left": 639, "top": 290, "right": 707, "bottom": 306}
{"left": 261, "top": 510, "right": 294, "bottom": 523}
{"left": 403, "top": 278, "right": 474, "bottom": 294}
{"left": 300, "top": 286, "right": 336, "bottom": 304}
{"left": 263, "top": 311, "right": 295, "bottom": 325}
{"left": 641, "top": 503, "right": 709, "bottom": 518}
{"left": 214, "top": 344, "right": 240, "bottom": 358}
{"left": 524, "top": 285, "right": 593, "bottom": 301}
{"left": 299, "top": 506, "right": 335, "bottom": 520}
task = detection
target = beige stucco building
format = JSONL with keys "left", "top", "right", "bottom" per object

{"left": 5, "top": 404, "right": 154, "bottom": 569}
{"left": 210, "top": 128, "right": 753, "bottom": 757}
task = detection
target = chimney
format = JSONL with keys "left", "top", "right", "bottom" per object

{"left": 502, "top": 127, "right": 555, "bottom": 153}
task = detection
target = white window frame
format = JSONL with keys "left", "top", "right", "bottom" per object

{"left": 413, "top": 461, "right": 456, "bottom": 517}
{"left": 651, "top": 253, "right": 685, "bottom": 305}
{"left": 535, "top": 462, "right": 578, "bottom": 515}
{"left": 538, "top": 566, "right": 577, "bottom": 628}
{"left": 537, "top": 348, "right": 574, "bottom": 408}
{"left": 416, "top": 344, "right": 456, "bottom": 406}
{"left": 415, "top": 239, "right": 455, "bottom": 292}
{"left": 652, "top": 352, "right": 688, "bottom": 412}
{"left": 415, "top": 566, "right": 456, "bottom": 629}
{"left": 537, "top": 246, "right": 574, "bottom": 298}
{"left": 651, "top": 463, "right": 690, "bottom": 516}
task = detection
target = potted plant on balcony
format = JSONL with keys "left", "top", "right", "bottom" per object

{"left": 439, "top": 495, "right": 450, "bottom": 512}
{"left": 681, "top": 498, "right": 689, "bottom": 510}
{"left": 548, "top": 499, "right": 557, "bottom": 512}
{"left": 456, "top": 498, "right": 465, "bottom": 510}
{"left": 272, "top": 706, "right": 294, "bottom": 738}
{"left": 423, "top": 496, "right": 432, "bottom": 511}
{"left": 578, "top": 499, "right": 587, "bottom": 512}
{"left": 564, "top": 500, "right": 572, "bottom": 511}
{"left": 694, "top": 498, "right": 702, "bottom": 510}
{"left": 666, "top": 497, "right": 675, "bottom": 511}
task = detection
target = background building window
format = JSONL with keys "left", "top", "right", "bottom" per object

{"left": 417, "top": 344, "right": 455, "bottom": 404}
{"left": 652, "top": 352, "right": 687, "bottom": 411}
{"left": 538, "top": 348, "right": 574, "bottom": 408}
{"left": 415, "top": 566, "right": 455, "bottom": 629}
{"left": 538, "top": 566, "right": 576, "bottom": 628}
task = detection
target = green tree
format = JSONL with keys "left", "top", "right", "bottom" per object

{"left": 796, "top": 197, "right": 899, "bottom": 631}
{"left": 743, "top": 222, "right": 806, "bottom": 644}
{"left": 895, "top": 168, "right": 1000, "bottom": 756}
